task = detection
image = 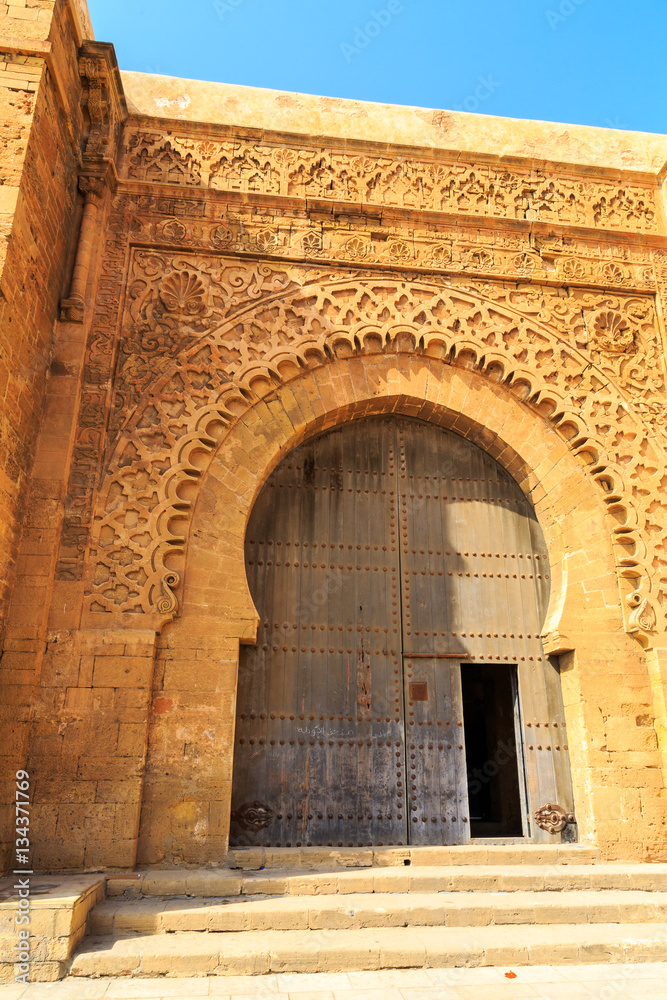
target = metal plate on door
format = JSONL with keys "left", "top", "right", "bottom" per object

{"left": 409, "top": 682, "right": 428, "bottom": 701}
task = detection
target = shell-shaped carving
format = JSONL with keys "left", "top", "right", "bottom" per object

{"left": 427, "top": 244, "right": 451, "bottom": 267}
{"left": 302, "top": 231, "right": 323, "bottom": 256}
{"left": 464, "top": 248, "right": 494, "bottom": 270}
{"left": 388, "top": 241, "right": 411, "bottom": 262}
{"left": 161, "top": 219, "right": 186, "bottom": 241}
{"left": 560, "top": 257, "right": 587, "bottom": 280}
{"left": 602, "top": 261, "right": 628, "bottom": 283}
{"left": 255, "top": 229, "right": 280, "bottom": 253}
{"left": 591, "top": 310, "right": 635, "bottom": 354}
{"left": 160, "top": 271, "right": 206, "bottom": 315}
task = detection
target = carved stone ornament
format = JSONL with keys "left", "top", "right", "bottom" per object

{"left": 75, "top": 258, "right": 665, "bottom": 635}
{"left": 122, "top": 130, "right": 659, "bottom": 234}
{"left": 231, "top": 801, "right": 275, "bottom": 831}
{"left": 159, "top": 271, "right": 206, "bottom": 315}
{"left": 626, "top": 593, "right": 657, "bottom": 635}
{"left": 534, "top": 803, "right": 575, "bottom": 834}
{"left": 78, "top": 42, "right": 127, "bottom": 169}
{"left": 540, "top": 630, "right": 574, "bottom": 656}
{"left": 78, "top": 175, "right": 106, "bottom": 202}
{"left": 590, "top": 310, "right": 636, "bottom": 355}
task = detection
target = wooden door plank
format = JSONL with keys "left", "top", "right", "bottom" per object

{"left": 398, "top": 420, "right": 470, "bottom": 846}
{"left": 231, "top": 419, "right": 406, "bottom": 848}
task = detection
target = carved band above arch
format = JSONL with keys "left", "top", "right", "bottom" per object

{"left": 122, "top": 129, "right": 659, "bottom": 235}
{"left": 82, "top": 265, "right": 667, "bottom": 648}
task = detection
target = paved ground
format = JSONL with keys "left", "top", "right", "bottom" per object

{"left": 3, "top": 964, "right": 667, "bottom": 999}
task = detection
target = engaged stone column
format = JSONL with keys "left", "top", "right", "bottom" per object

{"left": 59, "top": 176, "right": 105, "bottom": 324}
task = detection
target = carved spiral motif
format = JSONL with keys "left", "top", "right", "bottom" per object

{"left": 626, "top": 593, "right": 657, "bottom": 633}
{"left": 156, "top": 571, "right": 180, "bottom": 615}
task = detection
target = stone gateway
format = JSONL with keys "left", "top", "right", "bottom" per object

{"left": 1, "top": 0, "right": 667, "bottom": 889}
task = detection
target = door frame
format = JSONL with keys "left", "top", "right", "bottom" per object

{"left": 136, "top": 357, "right": 643, "bottom": 864}
{"left": 229, "top": 416, "right": 576, "bottom": 849}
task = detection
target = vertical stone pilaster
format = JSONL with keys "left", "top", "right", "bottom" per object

{"left": 137, "top": 616, "right": 242, "bottom": 866}
{"left": 28, "top": 629, "right": 157, "bottom": 871}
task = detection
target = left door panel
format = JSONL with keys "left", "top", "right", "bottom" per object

{"left": 231, "top": 420, "right": 408, "bottom": 848}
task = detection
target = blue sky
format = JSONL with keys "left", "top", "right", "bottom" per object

{"left": 87, "top": 0, "right": 667, "bottom": 134}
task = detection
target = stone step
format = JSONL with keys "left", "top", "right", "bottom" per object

{"left": 69, "top": 922, "right": 667, "bottom": 976}
{"left": 89, "top": 889, "right": 667, "bottom": 935}
{"left": 110, "top": 863, "right": 667, "bottom": 899}
{"left": 226, "top": 844, "right": 599, "bottom": 870}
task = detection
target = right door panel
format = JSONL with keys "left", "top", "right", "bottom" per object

{"left": 396, "top": 418, "right": 575, "bottom": 844}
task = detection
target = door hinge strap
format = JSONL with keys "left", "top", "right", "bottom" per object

{"left": 403, "top": 653, "right": 470, "bottom": 659}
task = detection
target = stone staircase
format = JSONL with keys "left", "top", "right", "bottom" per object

{"left": 69, "top": 846, "right": 667, "bottom": 977}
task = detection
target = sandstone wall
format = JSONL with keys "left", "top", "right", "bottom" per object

{"left": 0, "top": 0, "right": 93, "bottom": 870}
{"left": 1, "top": 6, "right": 667, "bottom": 871}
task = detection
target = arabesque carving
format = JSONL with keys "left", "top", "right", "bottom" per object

{"left": 122, "top": 130, "right": 659, "bottom": 234}
{"left": 79, "top": 42, "right": 126, "bottom": 169}
{"left": 81, "top": 258, "right": 667, "bottom": 649}
{"left": 111, "top": 255, "right": 296, "bottom": 427}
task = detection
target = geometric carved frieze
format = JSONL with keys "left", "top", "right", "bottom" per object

{"left": 122, "top": 130, "right": 660, "bottom": 235}
{"left": 81, "top": 258, "right": 667, "bottom": 648}
{"left": 56, "top": 190, "right": 662, "bottom": 586}
{"left": 123, "top": 204, "right": 658, "bottom": 294}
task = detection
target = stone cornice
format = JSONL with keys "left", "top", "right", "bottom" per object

{"left": 118, "top": 122, "right": 665, "bottom": 237}
{"left": 121, "top": 111, "right": 663, "bottom": 187}
{"left": 120, "top": 70, "right": 667, "bottom": 175}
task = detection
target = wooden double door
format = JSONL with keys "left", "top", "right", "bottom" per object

{"left": 230, "top": 417, "right": 575, "bottom": 847}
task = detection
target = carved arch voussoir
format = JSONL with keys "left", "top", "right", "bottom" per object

{"left": 84, "top": 276, "right": 664, "bottom": 647}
